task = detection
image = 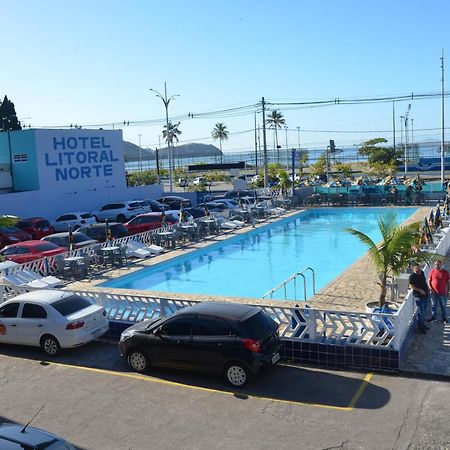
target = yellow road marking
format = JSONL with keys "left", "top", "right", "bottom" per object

{"left": 45, "top": 361, "right": 372, "bottom": 411}
{"left": 347, "top": 372, "right": 373, "bottom": 410}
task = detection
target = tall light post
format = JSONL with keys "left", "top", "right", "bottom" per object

{"left": 284, "top": 125, "right": 289, "bottom": 171}
{"left": 149, "top": 82, "right": 179, "bottom": 192}
{"left": 138, "top": 134, "right": 142, "bottom": 172}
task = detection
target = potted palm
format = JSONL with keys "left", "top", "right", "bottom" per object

{"left": 346, "top": 213, "right": 434, "bottom": 311}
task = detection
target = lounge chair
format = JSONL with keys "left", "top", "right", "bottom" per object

{"left": 17, "top": 269, "right": 65, "bottom": 288}
{"left": 126, "top": 241, "right": 152, "bottom": 259}
{"left": 1, "top": 273, "right": 49, "bottom": 289}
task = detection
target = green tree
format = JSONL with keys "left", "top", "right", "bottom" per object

{"left": 310, "top": 155, "right": 327, "bottom": 177}
{"left": 0, "top": 96, "right": 22, "bottom": 131}
{"left": 362, "top": 161, "right": 398, "bottom": 179}
{"left": 346, "top": 214, "right": 433, "bottom": 308}
{"left": 358, "top": 138, "right": 401, "bottom": 166}
{"left": 266, "top": 110, "right": 285, "bottom": 162}
{"left": 334, "top": 162, "right": 352, "bottom": 179}
{"left": 211, "top": 123, "right": 229, "bottom": 163}
{"left": 127, "top": 170, "right": 158, "bottom": 186}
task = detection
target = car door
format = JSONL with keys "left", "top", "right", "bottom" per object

{"left": 150, "top": 316, "right": 195, "bottom": 369}
{"left": 13, "top": 247, "right": 34, "bottom": 264}
{"left": 0, "top": 302, "right": 20, "bottom": 344}
{"left": 18, "top": 303, "right": 49, "bottom": 346}
{"left": 191, "top": 316, "right": 236, "bottom": 372}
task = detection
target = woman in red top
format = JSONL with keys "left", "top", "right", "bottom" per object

{"left": 428, "top": 259, "right": 449, "bottom": 323}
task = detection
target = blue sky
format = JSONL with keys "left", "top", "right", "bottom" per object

{"left": 3, "top": 0, "right": 449, "bottom": 153}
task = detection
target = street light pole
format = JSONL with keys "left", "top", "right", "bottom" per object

{"left": 138, "top": 134, "right": 142, "bottom": 171}
{"left": 149, "top": 82, "right": 179, "bottom": 192}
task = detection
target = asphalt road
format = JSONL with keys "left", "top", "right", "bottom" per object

{"left": 1, "top": 341, "right": 450, "bottom": 450}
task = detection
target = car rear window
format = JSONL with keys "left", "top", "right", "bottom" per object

{"left": 51, "top": 295, "right": 92, "bottom": 316}
{"left": 36, "top": 220, "right": 51, "bottom": 229}
{"left": 0, "top": 226, "right": 21, "bottom": 233}
{"left": 240, "top": 311, "right": 278, "bottom": 340}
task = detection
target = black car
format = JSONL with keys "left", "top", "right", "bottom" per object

{"left": 77, "top": 223, "right": 129, "bottom": 242}
{"left": 119, "top": 302, "right": 281, "bottom": 387}
{"left": 157, "top": 196, "right": 192, "bottom": 210}
{"left": 142, "top": 199, "right": 169, "bottom": 212}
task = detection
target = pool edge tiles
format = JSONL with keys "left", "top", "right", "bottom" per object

{"left": 92, "top": 206, "right": 420, "bottom": 307}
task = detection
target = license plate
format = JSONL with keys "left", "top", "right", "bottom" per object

{"left": 271, "top": 353, "right": 280, "bottom": 364}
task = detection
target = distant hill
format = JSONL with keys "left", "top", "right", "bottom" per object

{"left": 124, "top": 141, "right": 221, "bottom": 162}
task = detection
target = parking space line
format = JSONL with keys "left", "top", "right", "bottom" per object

{"left": 347, "top": 373, "right": 373, "bottom": 410}
{"left": 47, "top": 361, "right": 371, "bottom": 411}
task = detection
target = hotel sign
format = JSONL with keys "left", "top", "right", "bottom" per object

{"left": 44, "top": 135, "right": 120, "bottom": 181}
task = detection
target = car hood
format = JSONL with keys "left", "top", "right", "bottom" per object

{"left": 123, "top": 318, "right": 162, "bottom": 334}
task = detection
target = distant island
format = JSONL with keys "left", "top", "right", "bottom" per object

{"left": 124, "top": 141, "right": 222, "bottom": 162}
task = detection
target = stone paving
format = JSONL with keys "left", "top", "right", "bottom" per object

{"left": 67, "top": 206, "right": 450, "bottom": 378}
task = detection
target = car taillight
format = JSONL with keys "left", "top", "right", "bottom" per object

{"left": 66, "top": 320, "right": 85, "bottom": 330}
{"left": 241, "top": 338, "right": 261, "bottom": 353}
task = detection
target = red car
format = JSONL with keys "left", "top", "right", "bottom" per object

{"left": 0, "top": 240, "right": 67, "bottom": 264}
{"left": 0, "top": 226, "right": 32, "bottom": 249}
{"left": 14, "top": 217, "right": 56, "bottom": 240}
{"left": 124, "top": 212, "right": 178, "bottom": 235}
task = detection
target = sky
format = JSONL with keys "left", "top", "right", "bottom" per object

{"left": 2, "top": 0, "right": 449, "bottom": 154}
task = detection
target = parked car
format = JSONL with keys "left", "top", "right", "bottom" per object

{"left": 178, "top": 178, "right": 188, "bottom": 187}
{"left": 124, "top": 213, "right": 178, "bottom": 235}
{"left": 141, "top": 199, "right": 169, "bottom": 213}
{"left": 91, "top": 201, "right": 146, "bottom": 223}
{"left": 119, "top": 302, "right": 281, "bottom": 387}
{"left": 192, "top": 176, "right": 206, "bottom": 186}
{"left": 157, "top": 196, "right": 192, "bottom": 210}
{"left": 0, "top": 290, "right": 109, "bottom": 355}
{"left": 0, "top": 226, "right": 32, "bottom": 249}
{"left": 53, "top": 211, "right": 97, "bottom": 232}
{"left": 14, "top": 217, "right": 56, "bottom": 240}
{"left": 214, "top": 199, "right": 240, "bottom": 210}
{"left": 0, "top": 241, "right": 67, "bottom": 264}
{"left": 0, "top": 422, "right": 76, "bottom": 449}
{"left": 77, "top": 222, "right": 129, "bottom": 242}
{"left": 41, "top": 232, "right": 98, "bottom": 249}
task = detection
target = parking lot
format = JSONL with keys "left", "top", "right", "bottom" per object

{"left": 1, "top": 341, "right": 450, "bottom": 449}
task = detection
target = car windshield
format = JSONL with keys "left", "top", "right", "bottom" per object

{"left": 74, "top": 233, "right": 91, "bottom": 243}
{"left": 0, "top": 226, "right": 21, "bottom": 233}
{"left": 51, "top": 295, "right": 92, "bottom": 316}
{"left": 240, "top": 311, "right": 277, "bottom": 340}
{"left": 34, "top": 242, "right": 60, "bottom": 251}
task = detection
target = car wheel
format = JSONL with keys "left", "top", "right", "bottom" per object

{"left": 127, "top": 349, "right": 150, "bottom": 373}
{"left": 40, "top": 335, "right": 61, "bottom": 356}
{"left": 224, "top": 362, "right": 250, "bottom": 388}
{"left": 117, "top": 214, "right": 126, "bottom": 223}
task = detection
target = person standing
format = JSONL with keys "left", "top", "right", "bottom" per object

{"left": 409, "top": 264, "right": 430, "bottom": 333}
{"left": 428, "top": 260, "right": 449, "bottom": 323}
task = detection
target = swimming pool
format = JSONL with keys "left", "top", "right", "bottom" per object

{"left": 102, "top": 207, "right": 417, "bottom": 300}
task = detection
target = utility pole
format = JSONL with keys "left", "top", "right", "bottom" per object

{"left": 284, "top": 125, "right": 289, "bottom": 171}
{"left": 138, "top": 134, "right": 142, "bottom": 171}
{"left": 441, "top": 49, "right": 446, "bottom": 183}
{"left": 392, "top": 101, "right": 396, "bottom": 151}
{"left": 261, "top": 97, "right": 268, "bottom": 188}
{"left": 403, "top": 104, "right": 411, "bottom": 177}
{"left": 254, "top": 111, "right": 258, "bottom": 174}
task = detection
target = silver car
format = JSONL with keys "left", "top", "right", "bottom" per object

{"left": 53, "top": 211, "right": 96, "bottom": 232}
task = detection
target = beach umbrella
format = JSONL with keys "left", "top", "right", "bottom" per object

{"left": 68, "top": 225, "right": 75, "bottom": 251}
{"left": 435, "top": 206, "right": 441, "bottom": 228}
{"left": 423, "top": 216, "right": 433, "bottom": 242}
{"left": 105, "top": 218, "right": 112, "bottom": 242}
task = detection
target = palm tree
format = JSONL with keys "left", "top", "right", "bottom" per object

{"left": 162, "top": 122, "right": 182, "bottom": 168}
{"left": 266, "top": 110, "right": 285, "bottom": 163}
{"left": 346, "top": 213, "right": 433, "bottom": 308}
{"left": 211, "top": 123, "right": 229, "bottom": 163}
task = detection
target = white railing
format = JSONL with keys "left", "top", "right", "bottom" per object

{"left": 0, "top": 285, "right": 409, "bottom": 350}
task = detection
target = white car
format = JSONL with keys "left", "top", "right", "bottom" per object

{"left": 192, "top": 177, "right": 207, "bottom": 186}
{"left": 92, "top": 200, "right": 146, "bottom": 223}
{"left": 0, "top": 290, "right": 109, "bottom": 355}
{"left": 53, "top": 211, "right": 96, "bottom": 232}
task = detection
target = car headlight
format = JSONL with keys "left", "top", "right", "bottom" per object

{"left": 120, "top": 330, "right": 135, "bottom": 341}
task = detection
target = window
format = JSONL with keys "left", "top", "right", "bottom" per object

{"left": 160, "top": 317, "right": 194, "bottom": 336}
{"left": 36, "top": 220, "right": 51, "bottom": 229}
{"left": 13, "top": 153, "right": 28, "bottom": 163}
{"left": 1, "top": 247, "right": 18, "bottom": 256}
{"left": 57, "top": 215, "right": 75, "bottom": 221}
{"left": 80, "top": 213, "right": 93, "bottom": 219}
{"left": 240, "top": 311, "right": 277, "bottom": 340}
{"left": 22, "top": 303, "right": 47, "bottom": 319}
{"left": 33, "top": 242, "right": 59, "bottom": 252}
{"left": 195, "top": 317, "right": 235, "bottom": 336}
{"left": 16, "top": 247, "right": 31, "bottom": 254}
{"left": 0, "top": 303, "right": 19, "bottom": 318}
{"left": 51, "top": 295, "right": 92, "bottom": 316}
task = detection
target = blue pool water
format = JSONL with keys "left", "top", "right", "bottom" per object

{"left": 102, "top": 207, "right": 417, "bottom": 300}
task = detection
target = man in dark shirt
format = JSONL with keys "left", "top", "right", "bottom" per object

{"left": 409, "top": 264, "right": 430, "bottom": 333}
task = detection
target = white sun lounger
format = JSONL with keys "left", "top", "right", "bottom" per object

{"left": 126, "top": 241, "right": 152, "bottom": 259}
{"left": 18, "top": 270, "right": 65, "bottom": 288}
{"left": 1, "top": 273, "right": 50, "bottom": 289}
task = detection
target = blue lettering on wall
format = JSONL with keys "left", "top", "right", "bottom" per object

{"left": 47, "top": 135, "right": 119, "bottom": 182}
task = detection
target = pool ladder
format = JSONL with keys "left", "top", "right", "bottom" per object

{"left": 262, "top": 267, "right": 316, "bottom": 301}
